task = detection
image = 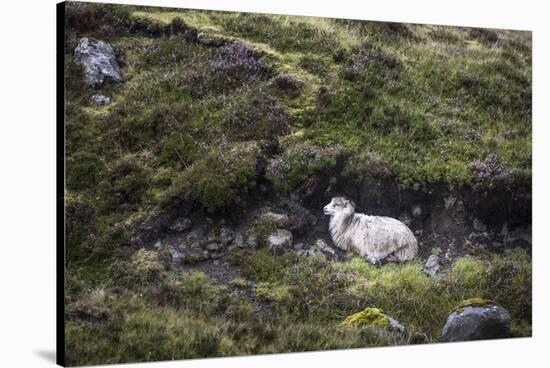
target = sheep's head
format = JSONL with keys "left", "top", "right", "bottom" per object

{"left": 323, "top": 197, "right": 356, "bottom": 217}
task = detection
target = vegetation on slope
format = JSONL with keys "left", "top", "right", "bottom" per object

{"left": 63, "top": 2, "right": 532, "bottom": 365}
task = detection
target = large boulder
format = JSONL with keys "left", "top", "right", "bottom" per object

{"left": 441, "top": 299, "right": 511, "bottom": 342}
{"left": 74, "top": 37, "right": 123, "bottom": 87}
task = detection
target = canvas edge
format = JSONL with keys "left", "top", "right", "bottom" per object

{"left": 56, "top": 1, "right": 66, "bottom": 367}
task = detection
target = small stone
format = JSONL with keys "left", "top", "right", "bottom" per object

{"left": 315, "top": 239, "right": 335, "bottom": 255}
{"left": 219, "top": 226, "right": 234, "bottom": 245}
{"left": 153, "top": 241, "right": 162, "bottom": 249}
{"left": 168, "top": 247, "right": 181, "bottom": 261}
{"left": 294, "top": 242, "right": 304, "bottom": 250}
{"left": 423, "top": 254, "right": 440, "bottom": 277}
{"left": 234, "top": 232, "right": 245, "bottom": 248}
{"left": 90, "top": 94, "right": 111, "bottom": 105}
{"left": 412, "top": 205, "right": 422, "bottom": 218}
{"left": 170, "top": 218, "right": 191, "bottom": 232}
{"left": 267, "top": 229, "right": 293, "bottom": 253}
{"left": 205, "top": 242, "right": 221, "bottom": 251}
{"left": 189, "top": 241, "right": 200, "bottom": 250}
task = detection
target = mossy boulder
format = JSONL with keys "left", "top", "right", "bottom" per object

{"left": 441, "top": 298, "right": 511, "bottom": 342}
{"left": 340, "top": 307, "right": 405, "bottom": 333}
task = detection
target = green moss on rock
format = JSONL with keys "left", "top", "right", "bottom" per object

{"left": 340, "top": 307, "right": 391, "bottom": 329}
{"left": 452, "top": 298, "right": 497, "bottom": 314}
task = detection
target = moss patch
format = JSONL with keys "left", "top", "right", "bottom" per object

{"left": 452, "top": 298, "right": 497, "bottom": 314}
{"left": 340, "top": 307, "right": 390, "bottom": 329}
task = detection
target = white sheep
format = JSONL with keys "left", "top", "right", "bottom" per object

{"left": 323, "top": 197, "right": 418, "bottom": 264}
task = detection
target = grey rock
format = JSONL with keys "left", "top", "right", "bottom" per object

{"left": 234, "top": 232, "right": 245, "bottom": 248}
{"left": 441, "top": 304, "right": 511, "bottom": 342}
{"left": 386, "top": 315, "right": 406, "bottom": 334}
{"left": 168, "top": 246, "right": 181, "bottom": 261}
{"left": 205, "top": 242, "right": 222, "bottom": 251}
{"left": 293, "top": 242, "right": 304, "bottom": 250}
{"left": 188, "top": 241, "right": 201, "bottom": 250}
{"left": 90, "top": 94, "right": 111, "bottom": 105}
{"left": 153, "top": 241, "right": 162, "bottom": 249}
{"left": 74, "top": 38, "right": 123, "bottom": 87}
{"left": 315, "top": 239, "right": 335, "bottom": 255}
{"left": 412, "top": 205, "right": 422, "bottom": 218}
{"left": 219, "top": 226, "right": 234, "bottom": 246}
{"left": 170, "top": 218, "right": 191, "bottom": 232}
{"left": 295, "top": 249, "right": 306, "bottom": 256}
{"left": 187, "top": 228, "right": 206, "bottom": 243}
{"left": 267, "top": 229, "right": 293, "bottom": 253}
{"left": 423, "top": 254, "right": 440, "bottom": 277}
{"left": 306, "top": 249, "right": 326, "bottom": 260}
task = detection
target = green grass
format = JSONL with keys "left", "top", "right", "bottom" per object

{"left": 66, "top": 249, "right": 531, "bottom": 365}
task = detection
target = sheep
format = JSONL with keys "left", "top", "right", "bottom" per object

{"left": 323, "top": 197, "right": 418, "bottom": 264}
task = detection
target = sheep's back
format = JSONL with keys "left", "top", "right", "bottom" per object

{"left": 352, "top": 214, "right": 416, "bottom": 258}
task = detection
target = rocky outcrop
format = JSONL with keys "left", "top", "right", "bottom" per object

{"left": 441, "top": 299, "right": 511, "bottom": 342}
{"left": 74, "top": 37, "right": 123, "bottom": 87}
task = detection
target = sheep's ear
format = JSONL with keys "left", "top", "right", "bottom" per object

{"left": 347, "top": 200, "right": 356, "bottom": 208}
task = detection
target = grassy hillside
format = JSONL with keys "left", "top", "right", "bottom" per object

{"left": 63, "top": 2, "right": 532, "bottom": 365}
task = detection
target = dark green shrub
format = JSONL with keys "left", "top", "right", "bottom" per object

{"left": 66, "top": 152, "right": 104, "bottom": 191}
{"left": 98, "top": 156, "right": 150, "bottom": 211}
{"left": 65, "top": 2, "right": 132, "bottom": 38}
{"left": 165, "top": 142, "right": 258, "bottom": 212}
{"left": 223, "top": 93, "right": 289, "bottom": 141}
{"left": 266, "top": 142, "right": 341, "bottom": 192}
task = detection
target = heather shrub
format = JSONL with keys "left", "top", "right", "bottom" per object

{"left": 223, "top": 92, "right": 289, "bottom": 140}
{"left": 165, "top": 141, "right": 258, "bottom": 212}
{"left": 66, "top": 151, "right": 104, "bottom": 191}
{"left": 97, "top": 155, "right": 150, "bottom": 212}
{"left": 266, "top": 143, "right": 342, "bottom": 192}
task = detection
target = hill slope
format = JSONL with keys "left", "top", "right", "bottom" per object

{"left": 63, "top": 2, "right": 532, "bottom": 365}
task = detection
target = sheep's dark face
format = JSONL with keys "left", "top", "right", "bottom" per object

{"left": 323, "top": 197, "right": 355, "bottom": 217}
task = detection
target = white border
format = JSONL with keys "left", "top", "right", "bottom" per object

{"left": 1, "top": 1, "right": 548, "bottom": 367}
